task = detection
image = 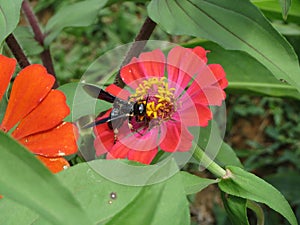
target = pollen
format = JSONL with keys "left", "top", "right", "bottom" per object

{"left": 130, "top": 77, "right": 176, "bottom": 122}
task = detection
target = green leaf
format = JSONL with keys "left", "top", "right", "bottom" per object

{"left": 0, "top": 0, "right": 23, "bottom": 44}
{"left": 272, "top": 21, "right": 300, "bottom": 36}
{"left": 58, "top": 82, "right": 111, "bottom": 122}
{"left": 278, "top": 0, "right": 291, "bottom": 20}
{"left": 0, "top": 198, "right": 38, "bottom": 225}
{"left": 148, "top": 0, "right": 300, "bottom": 93}
{"left": 0, "top": 132, "right": 92, "bottom": 225}
{"left": 105, "top": 0, "right": 149, "bottom": 6}
{"left": 218, "top": 166, "right": 298, "bottom": 225}
{"left": 185, "top": 40, "right": 300, "bottom": 99}
{"left": 180, "top": 171, "right": 218, "bottom": 195}
{"left": 44, "top": 0, "right": 108, "bottom": 45}
{"left": 265, "top": 171, "right": 300, "bottom": 205}
{"left": 252, "top": 0, "right": 300, "bottom": 23}
{"left": 215, "top": 142, "right": 243, "bottom": 168}
{"left": 57, "top": 159, "right": 189, "bottom": 225}
{"left": 6, "top": 158, "right": 190, "bottom": 224}
{"left": 104, "top": 171, "right": 189, "bottom": 225}
{"left": 221, "top": 192, "right": 249, "bottom": 225}
{"left": 192, "top": 121, "right": 243, "bottom": 168}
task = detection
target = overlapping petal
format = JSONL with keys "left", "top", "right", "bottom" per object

{"left": 94, "top": 120, "right": 115, "bottom": 156}
{"left": 12, "top": 90, "right": 70, "bottom": 139}
{"left": 167, "top": 46, "right": 207, "bottom": 96}
{"left": 0, "top": 65, "right": 55, "bottom": 132}
{"left": 37, "top": 155, "right": 70, "bottom": 174}
{"left": 0, "top": 55, "right": 16, "bottom": 102}
{"left": 127, "top": 148, "right": 158, "bottom": 164}
{"left": 181, "top": 63, "right": 227, "bottom": 106}
{"left": 105, "top": 84, "right": 130, "bottom": 100}
{"left": 183, "top": 85, "right": 225, "bottom": 106}
{"left": 0, "top": 55, "right": 78, "bottom": 173}
{"left": 192, "top": 63, "right": 225, "bottom": 90}
{"left": 117, "top": 124, "right": 161, "bottom": 151}
{"left": 19, "top": 122, "right": 78, "bottom": 157}
{"left": 120, "top": 49, "right": 165, "bottom": 89}
{"left": 138, "top": 49, "right": 165, "bottom": 77}
{"left": 208, "top": 64, "right": 228, "bottom": 90}
{"left": 191, "top": 46, "right": 208, "bottom": 63}
{"left": 109, "top": 141, "right": 130, "bottom": 159}
{"left": 173, "top": 102, "right": 212, "bottom": 127}
{"left": 159, "top": 121, "right": 193, "bottom": 152}
{"left": 120, "top": 58, "right": 146, "bottom": 89}
{"left": 94, "top": 129, "right": 113, "bottom": 156}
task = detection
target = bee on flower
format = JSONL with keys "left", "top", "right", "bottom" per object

{"left": 92, "top": 46, "right": 228, "bottom": 164}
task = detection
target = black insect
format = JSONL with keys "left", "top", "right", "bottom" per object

{"left": 82, "top": 84, "right": 148, "bottom": 136}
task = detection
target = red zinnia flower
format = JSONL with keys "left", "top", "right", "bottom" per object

{"left": 94, "top": 46, "right": 227, "bottom": 164}
{"left": 0, "top": 54, "right": 78, "bottom": 173}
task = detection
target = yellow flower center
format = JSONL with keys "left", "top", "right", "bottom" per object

{"left": 129, "top": 77, "right": 176, "bottom": 121}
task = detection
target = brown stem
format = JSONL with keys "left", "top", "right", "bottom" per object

{"left": 114, "top": 16, "right": 157, "bottom": 88}
{"left": 40, "top": 50, "right": 57, "bottom": 88}
{"left": 22, "top": 0, "right": 58, "bottom": 88}
{"left": 22, "top": 0, "right": 44, "bottom": 45}
{"left": 5, "top": 34, "right": 30, "bottom": 69}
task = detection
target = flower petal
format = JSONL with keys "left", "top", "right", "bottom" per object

{"left": 183, "top": 86, "right": 226, "bottom": 106}
{"left": 105, "top": 84, "right": 130, "bottom": 100}
{"left": 0, "top": 55, "right": 16, "bottom": 102}
{"left": 94, "top": 130, "right": 112, "bottom": 156}
{"left": 167, "top": 46, "right": 206, "bottom": 96}
{"left": 138, "top": 49, "right": 165, "bottom": 77}
{"left": 0, "top": 65, "right": 55, "bottom": 132}
{"left": 36, "top": 155, "right": 70, "bottom": 173}
{"left": 174, "top": 103, "right": 212, "bottom": 127}
{"left": 208, "top": 64, "right": 228, "bottom": 89}
{"left": 109, "top": 141, "right": 130, "bottom": 159}
{"left": 120, "top": 57, "right": 146, "bottom": 89}
{"left": 19, "top": 122, "right": 78, "bottom": 157}
{"left": 117, "top": 123, "right": 161, "bottom": 152}
{"left": 159, "top": 121, "right": 193, "bottom": 152}
{"left": 192, "top": 63, "right": 227, "bottom": 91}
{"left": 127, "top": 148, "right": 158, "bottom": 164}
{"left": 181, "top": 64, "right": 227, "bottom": 106}
{"left": 120, "top": 49, "right": 166, "bottom": 89}
{"left": 192, "top": 46, "right": 209, "bottom": 64}
{"left": 12, "top": 90, "right": 70, "bottom": 139}
{"left": 94, "top": 122, "right": 115, "bottom": 156}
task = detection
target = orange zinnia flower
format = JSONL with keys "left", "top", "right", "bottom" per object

{"left": 0, "top": 54, "right": 78, "bottom": 173}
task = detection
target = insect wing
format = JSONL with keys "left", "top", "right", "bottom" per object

{"left": 82, "top": 83, "right": 133, "bottom": 129}
{"left": 82, "top": 83, "right": 116, "bottom": 103}
{"left": 82, "top": 116, "right": 111, "bottom": 128}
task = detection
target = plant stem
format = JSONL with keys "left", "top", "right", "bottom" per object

{"left": 192, "top": 143, "right": 226, "bottom": 178}
{"left": 5, "top": 34, "right": 30, "bottom": 69}
{"left": 247, "top": 200, "right": 265, "bottom": 225}
{"left": 114, "top": 16, "right": 157, "bottom": 88}
{"left": 22, "top": 0, "right": 44, "bottom": 45}
{"left": 22, "top": 0, "right": 58, "bottom": 88}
